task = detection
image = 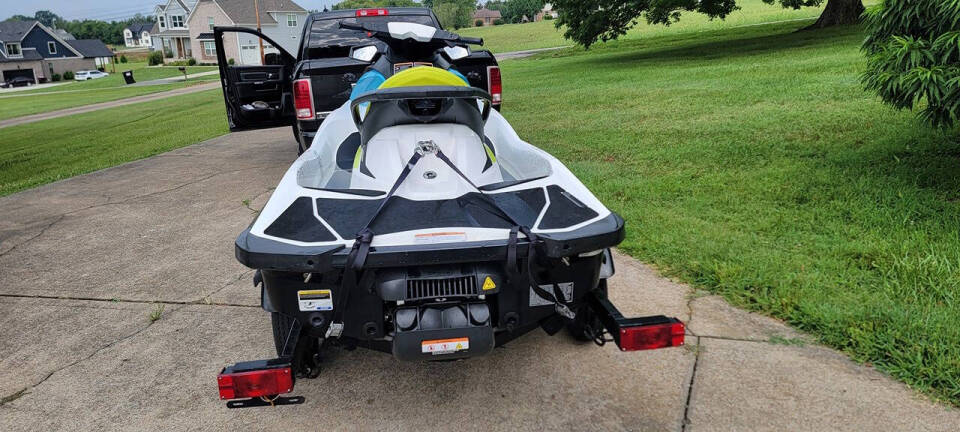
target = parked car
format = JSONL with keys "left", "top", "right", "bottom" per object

{"left": 75, "top": 70, "right": 109, "bottom": 81}
{"left": 213, "top": 7, "right": 502, "bottom": 154}
{"left": 0, "top": 76, "right": 34, "bottom": 88}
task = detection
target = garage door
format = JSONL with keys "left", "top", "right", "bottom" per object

{"left": 2, "top": 68, "right": 35, "bottom": 82}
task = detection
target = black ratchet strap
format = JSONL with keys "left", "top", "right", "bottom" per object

{"left": 332, "top": 150, "right": 425, "bottom": 327}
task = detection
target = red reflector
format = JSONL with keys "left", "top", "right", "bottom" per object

{"left": 218, "top": 367, "right": 293, "bottom": 400}
{"left": 487, "top": 66, "right": 502, "bottom": 104}
{"left": 619, "top": 321, "right": 685, "bottom": 351}
{"left": 293, "top": 78, "right": 314, "bottom": 120}
{"left": 356, "top": 8, "right": 388, "bottom": 17}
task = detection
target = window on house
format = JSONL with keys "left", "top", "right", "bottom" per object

{"left": 47, "top": 41, "right": 57, "bottom": 54}
{"left": 203, "top": 41, "right": 216, "bottom": 57}
{"left": 287, "top": 14, "right": 297, "bottom": 27}
{"left": 5, "top": 43, "right": 21, "bottom": 57}
{"left": 171, "top": 15, "right": 184, "bottom": 28}
{"left": 159, "top": 16, "right": 166, "bottom": 29}
{"left": 208, "top": 17, "right": 215, "bottom": 31}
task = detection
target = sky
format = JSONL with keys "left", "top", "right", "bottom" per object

{"left": 1, "top": 0, "right": 346, "bottom": 21}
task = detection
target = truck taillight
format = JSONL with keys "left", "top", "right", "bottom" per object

{"left": 293, "top": 78, "right": 314, "bottom": 120}
{"left": 487, "top": 66, "right": 501, "bottom": 104}
{"left": 356, "top": 8, "right": 388, "bottom": 16}
{"left": 218, "top": 367, "right": 293, "bottom": 400}
{"left": 618, "top": 321, "right": 685, "bottom": 351}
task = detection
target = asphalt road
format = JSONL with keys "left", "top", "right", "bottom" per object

{"left": 0, "top": 128, "right": 957, "bottom": 431}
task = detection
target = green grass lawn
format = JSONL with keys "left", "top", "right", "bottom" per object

{"left": 0, "top": 89, "right": 227, "bottom": 195}
{"left": 0, "top": 79, "right": 215, "bottom": 121}
{"left": 499, "top": 22, "right": 960, "bottom": 404}
{"left": 458, "top": 0, "right": 878, "bottom": 53}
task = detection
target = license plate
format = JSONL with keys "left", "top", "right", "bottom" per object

{"left": 421, "top": 337, "right": 469, "bottom": 355}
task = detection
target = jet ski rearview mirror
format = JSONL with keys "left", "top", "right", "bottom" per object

{"left": 350, "top": 45, "right": 378, "bottom": 62}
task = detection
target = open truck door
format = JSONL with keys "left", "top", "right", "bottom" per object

{"left": 214, "top": 27, "right": 296, "bottom": 131}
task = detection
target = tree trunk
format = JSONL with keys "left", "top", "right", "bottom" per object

{"left": 806, "top": 0, "right": 865, "bottom": 29}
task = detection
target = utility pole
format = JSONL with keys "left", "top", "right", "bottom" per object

{"left": 255, "top": 0, "right": 265, "bottom": 65}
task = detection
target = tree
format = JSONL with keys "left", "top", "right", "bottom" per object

{"left": 432, "top": 0, "right": 475, "bottom": 29}
{"left": 552, "top": 0, "right": 865, "bottom": 48}
{"left": 862, "top": 0, "right": 960, "bottom": 128}
{"left": 33, "top": 10, "right": 61, "bottom": 27}
{"left": 332, "top": 0, "right": 419, "bottom": 10}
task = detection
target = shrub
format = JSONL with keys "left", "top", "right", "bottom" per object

{"left": 113, "top": 57, "right": 118, "bottom": 64}
{"left": 187, "top": 57, "right": 197, "bottom": 66}
{"left": 544, "top": 14, "right": 554, "bottom": 20}
{"left": 51, "top": 73, "right": 61, "bottom": 82}
{"left": 163, "top": 48, "right": 173, "bottom": 58}
{"left": 120, "top": 54, "right": 128, "bottom": 63}
{"left": 63, "top": 71, "right": 74, "bottom": 80}
{"left": 147, "top": 50, "right": 164, "bottom": 66}
{"left": 493, "top": 18, "right": 504, "bottom": 25}
{"left": 475, "top": 19, "right": 484, "bottom": 27}
{"left": 862, "top": 0, "right": 960, "bottom": 128}
{"left": 228, "top": 58, "right": 235, "bottom": 65}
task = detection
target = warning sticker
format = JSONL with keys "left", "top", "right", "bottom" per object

{"left": 421, "top": 337, "right": 469, "bottom": 355}
{"left": 297, "top": 289, "right": 333, "bottom": 312}
{"left": 482, "top": 276, "right": 496, "bottom": 291}
{"left": 414, "top": 231, "right": 467, "bottom": 244}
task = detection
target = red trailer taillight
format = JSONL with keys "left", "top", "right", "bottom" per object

{"left": 487, "top": 66, "right": 501, "bottom": 104}
{"left": 293, "top": 78, "right": 314, "bottom": 120}
{"left": 218, "top": 367, "right": 293, "bottom": 400}
{"left": 356, "top": 8, "right": 388, "bottom": 17}
{"left": 618, "top": 321, "right": 685, "bottom": 351}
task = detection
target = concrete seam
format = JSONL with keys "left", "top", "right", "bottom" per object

{"left": 680, "top": 336, "right": 702, "bottom": 432}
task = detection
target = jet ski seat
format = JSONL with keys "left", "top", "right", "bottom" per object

{"left": 350, "top": 67, "right": 492, "bottom": 147}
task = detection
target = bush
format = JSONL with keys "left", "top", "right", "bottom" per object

{"left": 163, "top": 48, "right": 173, "bottom": 58}
{"left": 120, "top": 54, "right": 128, "bottom": 63}
{"left": 187, "top": 57, "right": 197, "bottom": 66}
{"left": 113, "top": 57, "right": 118, "bottom": 64}
{"left": 51, "top": 73, "right": 61, "bottom": 82}
{"left": 862, "top": 0, "right": 960, "bottom": 128}
{"left": 544, "top": 14, "right": 554, "bottom": 20}
{"left": 63, "top": 71, "right": 74, "bottom": 80}
{"left": 475, "top": 19, "right": 484, "bottom": 27}
{"left": 493, "top": 18, "right": 504, "bottom": 25}
{"left": 228, "top": 58, "right": 235, "bottom": 65}
{"left": 147, "top": 50, "right": 164, "bottom": 66}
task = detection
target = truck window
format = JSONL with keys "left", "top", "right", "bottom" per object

{"left": 303, "top": 15, "right": 437, "bottom": 59}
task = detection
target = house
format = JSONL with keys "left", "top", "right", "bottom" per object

{"left": 68, "top": 39, "right": 117, "bottom": 70}
{"left": 123, "top": 23, "right": 154, "bottom": 48}
{"left": 473, "top": 8, "right": 501, "bottom": 26}
{"left": 187, "top": 0, "right": 308, "bottom": 65}
{"left": 0, "top": 20, "right": 111, "bottom": 83}
{"left": 534, "top": 3, "right": 559, "bottom": 22}
{"left": 152, "top": 0, "right": 197, "bottom": 60}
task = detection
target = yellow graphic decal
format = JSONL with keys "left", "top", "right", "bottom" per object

{"left": 482, "top": 276, "right": 496, "bottom": 291}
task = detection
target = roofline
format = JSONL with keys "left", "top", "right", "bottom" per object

{"left": 14, "top": 21, "right": 40, "bottom": 42}
{"left": 26, "top": 22, "right": 85, "bottom": 57}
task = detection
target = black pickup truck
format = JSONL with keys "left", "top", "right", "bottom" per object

{"left": 213, "top": 7, "right": 502, "bottom": 153}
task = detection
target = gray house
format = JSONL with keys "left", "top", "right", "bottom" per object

{"left": 0, "top": 20, "right": 113, "bottom": 83}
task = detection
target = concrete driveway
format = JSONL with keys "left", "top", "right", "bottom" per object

{"left": 0, "top": 128, "right": 957, "bottom": 431}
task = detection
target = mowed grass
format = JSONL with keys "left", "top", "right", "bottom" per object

{"left": 500, "top": 21, "right": 960, "bottom": 404}
{"left": 0, "top": 81, "right": 213, "bottom": 121}
{"left": 458, "top": 0, "right": 880, "bottom": 53}
{"left": 0, "top": 89, "right": 227, "bottom": 196}
{"left": 11, "top": 61, "right": 217, "bottom": 95}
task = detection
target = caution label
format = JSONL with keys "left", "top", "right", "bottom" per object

{"left": 482, "top": 276, "right": 496, "bottom": 291}
{"left": 297, "top": 289, "right": 333, "bottom": 312}
{"left": 421, "top": 337, "right": 469, "bottom": 355}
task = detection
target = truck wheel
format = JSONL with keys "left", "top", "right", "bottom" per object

{"left": 271, "top": 312, "right": 297, "bottom": 356}
{"left": 292, "top": 124, "right": 305, "bottom": 155}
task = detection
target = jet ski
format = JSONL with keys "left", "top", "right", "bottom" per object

{"left": 218, "top": 21, "right": 684, "bottom": 408}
